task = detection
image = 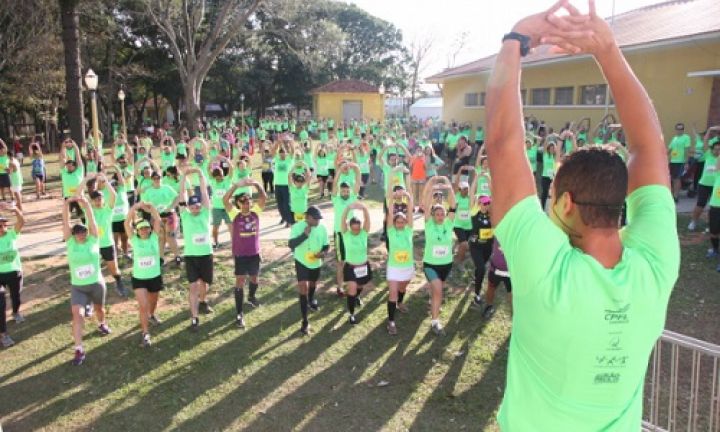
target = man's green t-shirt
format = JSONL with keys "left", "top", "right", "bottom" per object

{"left": 67, "top": 235, "right": 102, "bottom": 286}
{"left": 699, "top": 151, "right": 717, "bottom": 187}
{"left": 542, "top": 153, "right": 556, "bottom": 179}
{"left": 526, "top": 146, "right": 538, "bottom": 172}
{"left": 273, "top": 156, "right": 291, "bottom": 186}
{"left": 668, "top": 134, "right": 691, "bottom": 163}
{"left": 91, "top": 206, "right": 114, "bottom": 248}
{"left": 422, "top": 218, "right": 454, "bottom": 265}
{"left": 180, "top": 207, "right": 212, "bottom": 256}
{"left": 342, "top": 229, "right": 368, "bottom": 265}
{"left": 209, "top": 177, "right": 231, "bottom": 210}
{"left": 289, "top": 184, "right": 309, "bottom": 214}
{"left": 61, "top": 167, "right": 84, "bottom": 198}
{"left": 494, "top": 186, "right": 679, "bottom": 431}
{"left": 0, "top": 229, "right": 21, "bottom": 273}
{"left": 131, "top": 232, "right": 161, "bottom": 279}
{"left": 387, "top": 226, "right": 413, "bottom": 268}
{"left": 142, "top": 185, "right": 178, "bottom": 213}
{"left": 453, "top": 193, "right": 472, "bottom": 230}
{"left": 290, "top": 221, "right": 328, "bottom": 269}
{"left": 332, "top": 194, "right": 357, "bottom": 233}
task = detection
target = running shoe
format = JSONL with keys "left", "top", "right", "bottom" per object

{"left": 125, "top": 252, "right": 133, "bottom": 261}
{"left": 236, "top": 314, "right": 246, "bottom": 329}
{"left": 213, "top": 242, "right": 220, "bottom": 249}
{"left": 309, "top": 299, "right": 319, "bottom": 312}
{"left": 72, "top": 349, "right": 86, "bottom": 366}
{"left": 198, "top": 301, "right": 214, "bottom": 314}
{"left": 707, "top": 249, "right": 718, "bottom": 259}
{"left": 141, "top": 333, "right": 152, "bottom": 348}
{"left": 482, "top": 305, "right": 496, "bottom": 320}
{"left": 98, "top": 323, "right": 112, "bottom": 336}
{"left": 431, "top": 321, "right": 445, "bottom": 336}
{"left": 471, "top": 295, "right": 484, "bottom": 308}
{"left": 84, "top": 304, "right": 93, "bottom": 318}
{"left": 149, "top": 315, "right": 162, "bottom": 326}
{"left": 688, "top": 220, "right": 697, "bottom": 231}
{"left": 387, "top": 322, "right": 397, "bottom": 336}
{"left": 1, "top": 334, "right": 15, "bottom": 348}
{"left": 348, "top": 314, "right": 358, "bottom": 325}
{"left": 175, "top": 256, "right": 183, "bottom": 267}
{"left": 397, "top": 302, "right": 408, "bottom": 314}
{"left": 189, "top": 317, "right": 199, "bottom": 332}
{"left": 299, "top": 321, "right": 310, "bottom": 336}
{"left": 13, "top": 313, "right": 25, "bottom": 324}
{"left": 247, "top": 297, "right": 261, "bottom": 308}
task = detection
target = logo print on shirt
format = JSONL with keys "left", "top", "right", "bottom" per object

{"left": 604, "top": 303, "right": 630, "bottom": 324}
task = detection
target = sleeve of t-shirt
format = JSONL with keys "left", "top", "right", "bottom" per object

{"left": 228, "top": 208, "right": 239, "bottom": 220}
{"left": 621, "top": 185, "right": 680, "bottom": 295}
{"left": 494, "top": 195, "right": 570, "bottom": 297}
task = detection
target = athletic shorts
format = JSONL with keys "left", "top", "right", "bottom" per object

{"left": 488, "top": 267, "right": 512, "bottom": 292}
{"left": 185, "top": 254, "right": 213, "bottom": 284}
{"left": 127, "top": 192, "right": 135, "bottom": 207}
{"left": 328, "top": 169, "right": 336, "bottom": 178}
{"left": 32, "top": 173, "right": 45, "bottom": 182}
{"left": 318, "top": 175, "right": 329, "bottom": 182}
{"left": 161, "top": 212, "right": 178, "bottom": 231}
{"left": 343, "top": 262, "right": 372, "bottom": 285}
{"left": 0, "top": 271, "right": 22, "bottom": 291}
{"left": 361, "top": 173, "right": 369, "bottom": 185}
{"left": 453, "top": 228, "right": 472, "bottom": 243}
{"left": 132, "top": 275, "right": 164, "bottom": 293}
{"left": 709, "top": 206, "right": 720, "bottom": 235}
{"left": 0, "top": 174, "right": 10, "bottom": 188}
{"left": 100, "top": 245, "right": 116, "bottom": 262}
{"left": 423, "top": 262, "right": 452, "bottom": 282}
{"left": 112, "top": 220, "right": 126, "bottom": 234}
{"left": 10, "top": 185, "right": 21, "bottom": 193}
{"left": 386, "top": 265, "right": 414, "bottom": 282}
{"left": 234, "top": 254, "right": 261, "bottom": 276}
{"left": 212, "top": 208, "right": 231, "bottom": 226}
{"left": 697, "top": 184, "right": 713, "bottom": 208}
{"left": 334, "top": 231, "right": 346, "bottom": 261}
{"left": 71, "top": 282, "right": 106, "bottom": 306}
{"left": 295, "top": 260, "right": 320, "bottom": 282}
{"left": 669, "top": 162, "right": 684, "bottom": 179}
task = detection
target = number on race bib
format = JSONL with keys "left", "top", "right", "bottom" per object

{"left": 75, "top": 265, "right": 95, "bottom": 280}
{"left": 193, "top": 234, "right": 209, "bottom": 245}
{"left": 457, "top": 210, "right": 470, "bottom": 220}
{"left": 114, "top": 206, "right": 126, "bottom": 216}
{"left": 432, "top": 246, "right": 449, "bottom": 258}
{"left": 68, "top": 187, "right": 77, "bottom": 194}
{"left": 479, "top": 229, "right": 494, "bottom": 240}
{"left": 305, "top": 251, "right": 318, "bottom": 263}
{"left": 353, "top": 264, "right": 369, "bottom": 278}
{"left": 138, "top": 256, "right": 155, "bottom": 268}
{"left": 394, "top": 251, "right": 409, "bottom": 263}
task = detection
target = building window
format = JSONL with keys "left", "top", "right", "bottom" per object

{"left": 530, "top": 88, "right": 551, "bottom": 105}
{"left": 479, "top": 92, "right": 486, "bottom": 106}
{"left": 464, "top": 93, "right": 479, "bottom": 107}
{"left": 520, "top": 89, "right": 527, "bottom": 105}
{"left": 579, "top": 84, "right": 607, "bottom": 105}
{"left": 555, "top": 87, "right": 574, "bottom": 105}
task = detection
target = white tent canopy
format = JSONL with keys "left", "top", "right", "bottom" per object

{"left": 409, "top": 97, "right": 442, "bottom": 120}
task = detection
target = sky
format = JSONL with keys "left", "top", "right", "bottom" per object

{"left": 342, "top": 0, "right": 665, "bottom": 84}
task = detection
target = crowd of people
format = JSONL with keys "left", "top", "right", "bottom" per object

{"left": 0, "top": 1, "right": 716, "bottom": 427}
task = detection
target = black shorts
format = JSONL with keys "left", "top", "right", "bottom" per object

{"left": 112, "top": 220, "right": 126, "bottom": 234}
{"left": 709, "top": 206, "right": 720, "bottom": 235}
{"left": 423, "top": 262, "right": 453, "bottom": 282}
{"left": 328, "top": 169, "right": 336, "bottom": 178}
{"left": 132, "top": 275, "right": 164, "bottom": 293}
{"left": 295, "top": 260, "right": 320, "bottom": 283}
{"left": 234, "top": 254, "right": 261, "bottom": 276}
{"left": 0, "top": 173, "right": 10, "bottom": 188}
{"left": 361, "top": 173, "right": 369, "bottom": 185}
{"left": 335, "top": 231, "right": 346, "bottom": 261}
{"left": 697, "top": 184, "right": 713, "bottom": 208}
{"left": 343, "top": 262, "right": 373, "bottom": 285}
{"left": 100, "top": 245, "right": 116, "bottom": 262}
{"left": 32, "top": 173, "right": 45, "bottom": 182}
{"left": 185, "top": 254, "right": 213, "bottom": 284}
{"left": 488, "top": 268, "right": 512, "bottom": 292}
{"left": 318, "top": 175, "right": 329, "bottom": 182}
{"left": 127, "top": 192, "right": 136, "bottom": 207}
{"left": 65, "top": 197, "right": 82, "bottom": 215}
{"left": 454, "top": 228, "right": 471, "bottom": 243}
{"left": 669, "top": 162, "right": 684, "bottom": 179}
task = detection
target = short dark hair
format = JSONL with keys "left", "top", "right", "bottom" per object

{"left": 553, "top": 146, "right": 627, "bottom": 229}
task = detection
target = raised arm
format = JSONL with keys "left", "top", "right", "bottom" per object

{"left": 78, "top": 197, "right": 98, "bottom": 238}
{"left": 9, "top": 205, "right": 24, "bottom": 232}
{"left": 340, "top": 203, "right": 353, "bottom": 233}
{"left": 62, "top": 199, "right": 73, "bottom": 241}
{"left": 197, "top": 170, "right": 211, "bottom": 208}
{"left": 252, "top": 180, "right": 267, "bottom": 209}
{"left": 99, "top": 173, "right": 117, "bottom": 209}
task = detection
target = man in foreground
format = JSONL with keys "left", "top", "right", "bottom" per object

{"left": 485, "top": 1, "right": 680, "bottom": 430}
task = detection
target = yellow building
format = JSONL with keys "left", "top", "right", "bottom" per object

{"left": 426, "top": 0, "right": 720, "bottom": 140}
{"left": 311, "top": 80, "right": 385, "bottom": 124}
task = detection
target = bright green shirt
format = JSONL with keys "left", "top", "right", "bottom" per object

{"left": 542, "top": 152, "right": 556, "bottom": 179}
{"left": 342, "top": 229, "right": 368, "bottom": 264}
{"left": 668, "top": 134, "right": 691, "bottom": 163}
{"left": 422, "top": 218, "right": 454, "bottom": 265}
{"left": 67, "top": 235, "right": 102, "bottom": 286}
{"left": 337, "top": 171, "right": 356, "bottom": 189}
{"left": 382, "top": 165, "right": 404, "bottom": 191}
{"left": 161, "top": 151, "right": 176, "bottom": 169}
{"left": 142, "top": 185, "right": 178, "bottom": 213}
{"left": 526, "top": 146, "right": 538, "bottom": 172}
{"left": 108, "top": 184, "right": 128, "bottom": 222}
{"left": 86, "top": 160, "right": 99, "bottom": 174}
{"left": 0, "top": 229, "right": 21, "bottom": 273}
{"left": 327, "top": 152, "right": 337, "bottom": 169}
{"left": 454, "top": 193, "right": 472, "bottom": 230}
{"left": 289, "top": 184, "right": 309, "bottom": 214}
{"left": 332, "top": 194, "right": 357, "bottom": 233}
{"left": 290, "top": 221, "right": 328, "bottom": 269}
{"left": 210, "top": 177, "right": 231, "bottom": 209}
{"left": 0, "top": 155, "right": 8, "bottom": 174}
{"left": 699, "top": 151, "right": 718, "bottom": 187}
{"left": 709, "top": 175, "right": 720, "bottom": 208}
{"left": 316, "top": 157, "right": 329, "bottom": 176}
{"left": 61, "top": 166, "right": 84, "bottom": 198}
{"left": 273, "top": 156, "right": 291, "bottom": 186}
{"left": 357, "top": 153, "right": 370, "bottom": 174}
{"left": 495, "top": 186, "right": 679, "bottom": 431}
{"left": 476, "top": 174, "right": 492, "bottom": 197}
{"left": 91, "top": 206, "right": 114, "bottom": 248}
{"left": 131, "top": 232, "right": 161, "bottom": 279}
{"left": 180, "top": 207, "right": 212, "bottom": 256}
{"left": 387, "top": 226, "right": 413, "bottom": 268}
{"left": 446, "top": 133, "right": 460, "bottom": 150}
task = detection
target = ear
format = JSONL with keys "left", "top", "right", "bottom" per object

{"left": 559, "top": 191, "right": 575, "bottom": 218}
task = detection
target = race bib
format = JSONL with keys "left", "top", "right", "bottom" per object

{"left": 295, "top": 213, "right": 306, "bottom": 222}
{"left": 394, "top": 251, "right": 409, "bottom": 263}
{"left": 671, "top": 150, "right": 679, "bottom": 158}
{"left": 215, "top": 189, "right": 226, "bottom": 197}
{"left": 262, "top": 163, "right": 270, "bottom": 170}
{"left": 0, "top": 251, "right": 16, "bottom": 263}
{"left": 75, "top": 265, "right": 95, "bottom": 280}
{"left": 353, "top": 264, "right": 369, "bottom": 278}
{"left": 457, "top": 210, "right": 470, "bottom": 220}
{"left": 68, "top": 186, "right": 77, "bottom": 194}
{"left": 305, "top": 251, "right": 318, "bottom": 263}
{"left": 479, "top": 228, "right": 494, "bottom": 240}
{"left": 113, "top": 206, "right": 126, "bottom": 216}
{"left": 192, "top": 234, "right": 209, "bottom": 245}
{"left": 157, "top": 204, "right": 167, "bottom": 212}
{"left": 432, "top": 246, "right": 449, "bottom": 258}
{"left": 138, "top": 256, "right": 155, "bottom": 269}
{"left": 98, "top": 227, "right": 105, "bottom": 238}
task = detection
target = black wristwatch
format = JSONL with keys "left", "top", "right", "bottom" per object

{"left": 502, "top": 32, "right": 531, "bottom": 57}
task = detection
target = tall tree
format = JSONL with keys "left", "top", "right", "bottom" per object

{"left": 408, "top": 35, "right": 435, "bottom": 104}
{"left": 59, "top": 0, "right": 85, "bottom": 144}
{"left": 141, "top": 0, "right": 262, "bottom": 133}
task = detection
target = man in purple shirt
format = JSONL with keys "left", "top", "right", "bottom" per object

{"left": 223, "top": 178, "right": 267, "bottom": 329}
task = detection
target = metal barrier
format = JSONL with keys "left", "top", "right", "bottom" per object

{"left": 644, "top": 330, "right": 720, "bottom": 431}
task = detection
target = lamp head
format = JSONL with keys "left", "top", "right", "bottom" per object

{"left": 84, "top": 69, "right": 98, "bottom": 91}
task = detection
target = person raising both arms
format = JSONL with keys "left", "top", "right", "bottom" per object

{"left": 688, "top": 126, "right": 720, "bottom": 231}
{"left": 484, "top": 1, "right": 679, "bottom": 429}
{"left": 339, "top": 202, "right": 372, "bottom": 325}
{"left": 0, "top": 203, "right": 25, "bottom": 348}
{"left": 223, "top": 178, "right": 267, "bottom": 329}
{"left": 384, "top": 187, "right": 414, "bottom": 335}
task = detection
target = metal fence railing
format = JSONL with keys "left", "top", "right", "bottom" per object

{"left": 643, "top": 330, "right": 720, "bottom": 432}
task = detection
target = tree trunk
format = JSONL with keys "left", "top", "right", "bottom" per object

{"left": 153, "top": 91, "right": 160, "bottom": 125}
{"left": 184, "top": 77, "right": 202, "bottom": 136}
{"left": 59, "top": 0, "right": 85, "bottom": 144}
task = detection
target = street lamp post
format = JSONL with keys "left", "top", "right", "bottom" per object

{"left": 84, "top": 69, "right": 100, "bottom": 148}
{"left": 240, "top": 93, "right": 245, "bottom": 139}
{"left": 118, "top": 88, "right": 127, "bottom": 139}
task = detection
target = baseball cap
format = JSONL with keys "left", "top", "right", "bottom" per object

{"left": 188, "top": 195, "right": 202, "bottom": 206}
{"left": 479, "top": 195, "right": 491, "bottom": 205}
{"left": 305, "top": 205, "right": 323, "bottom": 220}
{"left": 459, "top": 181, "right": 470, "bottom": 189}
{"left": 89, "top": 190, "right": 103, "bottom": 200}
{"left": 151, "top": 171, "right": 162, "bottom": 178}
{"left": 136, "top": 220, "right": 151, "bottom": 229}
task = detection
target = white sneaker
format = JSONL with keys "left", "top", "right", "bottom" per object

{"left": 688, "top": 220, "right": 697, "bottom": 231}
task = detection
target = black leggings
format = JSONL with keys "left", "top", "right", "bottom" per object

{"left": 469, "top": 242, "right": 493, "bottom": 294}
{"left": 540, "top": 176, "right": 553, "bottom": 211}
{"left": 359, "top": 173, "right": 370, "bottom": 197}
{"left": 275, "top": 185, "right": 291, "bottom": 224}
{"left": 0, "top": 271, "right": 23, "bottom": 333}
{"left": 262, "top": 172, "right": 274, "bottom": 193}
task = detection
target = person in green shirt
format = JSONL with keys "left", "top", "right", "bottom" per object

{"left": 484, "top": 6, "right": 680, "bottom": 430}
{"left": 209, "top": 166, "right": 233, "bottom": 248}
{"left": 540, "top": 141, "right": 557, "bottom": 211}
{"left": 288, "top": 206, "right": 328, "bottom": 336}
{"left": 354, "top": 145, "right": 372, "bottom": 198}
{"left": 421, "top": 180, "right": 456, "bottom": 336}
{"left": 0, "top": 204, "right": 25, "bottom": 348}
{"left": 142, "top": 171, "right": 181, "bottom": 265}
{"left": 0, "top": 140, "right": 13, "bottom": 202}
{"left": 271, "top": 141, "right": 293, "bottom": 226}
{"left": 705, "top": 157, "right": 720, "bottom": 270}
{"left": 452, "top": 170, "right": 474, "bottom": 268}
{"left": 314, "top": 147, "right": 330, "bottom": 199}
{"left": 668, "top": 122, "right": 691, "bottom": 201}
{"left": 384, "top": 188, "right": 414, "bottom": 335}
{"left": 688, "top": 126, "right": 720, "bottom": 231}
{"left": 124, "top": 203, "right": 163, "bottom": 347}
{"left": 7, "top": 151, "right": 23, "bottom": 212}
{"left": 62, "top": 197, "right": 111, "bottom": 366}
{"left": 159, "top": 136, "right": 177, "bottom": 170}
{"left": 331, "top": 173, "right": 361, "bottom": 299}
{"left": 339, "top": 202, "right": 371, "bottom": 325}
{"left": 178, "top": 168, "right": 214, "bottom": 331}
{"left": 288, "top": 162, "right": 311, "bottom": 225}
